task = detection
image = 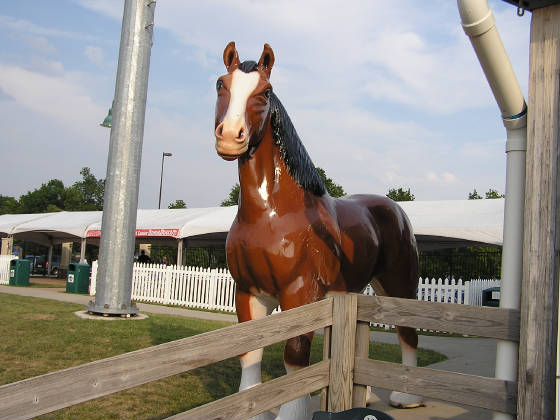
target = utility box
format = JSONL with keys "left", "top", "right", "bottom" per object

{"left": 9, "top": 259, "right": 30, "bottom": 286}
{"left": 482, "top": 287, "right": 501, "bottom": 307}
{"left": 66, "top": 263, "right": 90, "bottom": 294}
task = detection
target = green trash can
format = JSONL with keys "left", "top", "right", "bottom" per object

{"left": 66, "top": 263, "right": 90, "bottom": 294}
{"left": 482, "top": 287, "right": 501, "bottom": 307}
{"left": 9, "top": 259, "right": 30, "bottom": 286}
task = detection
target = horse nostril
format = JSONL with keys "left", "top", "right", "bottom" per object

{"left": 238, "top": 128, "right": 245, "bottom": 140}
{"left": 215, "top": 123, "right": 224, "bottom": 138}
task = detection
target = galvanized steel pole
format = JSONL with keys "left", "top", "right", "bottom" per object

{"left": 86, "top": 0, "right": 156, "bottom": 316}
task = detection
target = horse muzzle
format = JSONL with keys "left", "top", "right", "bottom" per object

{"left": 215, "top": 121, "right": 249, "bottom": 160}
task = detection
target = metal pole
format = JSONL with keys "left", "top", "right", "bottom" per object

{"left": 47, "top": 245, "right": 53, "bottom": 277}
{"left": 80, "top": 238, "right": 87, "bottom": 264}
{"left": 86, "top": 0, "right": 156, "bottom": 316}
{"left": 158, "top": 152, "right": 172, "bottom": 209}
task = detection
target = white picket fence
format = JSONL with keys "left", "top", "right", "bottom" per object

{"left": 90, "top": 262, "right": 236, "bottom": 312}
{"left": 90, "top": 261, "right": 501, "bottom": 314}
{"left": 0, "top": 255, "right": 17, "bottom": 285}
{"left": 463, "top": 278, "right": 501, "bottom": 306}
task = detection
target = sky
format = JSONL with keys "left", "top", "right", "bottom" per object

{"left": 0, "top": 1, "right": 531, "bottom": 209}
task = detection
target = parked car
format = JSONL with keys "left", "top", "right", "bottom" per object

{"left": 25, "top": 255, "right": 60, "bottom": 276}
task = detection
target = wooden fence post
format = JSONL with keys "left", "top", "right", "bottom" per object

{"left": 518, "top": 5, "right": 560, "bottom": 419}
{"left": 320, "top": 325, "right": 331, "bottom": 411}
{"left": 328, "top": 294, "right": 358, "bottom": 412}
{"left": 352, "top": 321, "right": 370, "bottom": 407}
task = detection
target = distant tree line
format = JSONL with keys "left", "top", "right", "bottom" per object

{"left": 0, "top": 167, "right": 105, "bottom": 214}
{"left": 1, "top": 167, "right": 190, "bottom": 215}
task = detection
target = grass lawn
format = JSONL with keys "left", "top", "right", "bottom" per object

{"left": 0, "top": 293, "right": 446, "bottom": 420}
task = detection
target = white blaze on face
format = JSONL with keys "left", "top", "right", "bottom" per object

{"left": 223, "top": 69, "right": 260, "bottom": 128}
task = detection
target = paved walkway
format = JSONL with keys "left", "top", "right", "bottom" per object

{"left": 1, "top": 279, "right": 498, "bottom": 419}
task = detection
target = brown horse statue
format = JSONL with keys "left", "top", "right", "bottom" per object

{"left": 215, "top": 42, "right": 422, "bottom": 419}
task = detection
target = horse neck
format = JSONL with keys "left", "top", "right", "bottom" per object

{"left": 237, "top": 131, "right": 304, "bottom": 221}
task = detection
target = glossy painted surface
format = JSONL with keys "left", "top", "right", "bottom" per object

{"left": 215, "top": 42, "right": 419, "bottom": 367}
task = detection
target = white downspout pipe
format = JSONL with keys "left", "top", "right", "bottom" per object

{"left": 457, "top": 2, "right": 527, "bottom": 419}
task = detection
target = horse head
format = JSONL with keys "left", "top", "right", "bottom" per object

{"left": 214, "top": 42, "right": 275, "bottom": 161}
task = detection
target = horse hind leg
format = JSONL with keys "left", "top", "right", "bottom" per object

{"left": 370, "top": 277, "right": 424, "bottom": 408}
{"left": 390, "top": 325, "right": 424, "bottom": 408}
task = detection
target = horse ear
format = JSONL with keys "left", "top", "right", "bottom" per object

{"left": 223, "top": 41, "right": 240, "bottom": 73}
{"left": 258, "top": 43, "right": 275, "bottom": 78}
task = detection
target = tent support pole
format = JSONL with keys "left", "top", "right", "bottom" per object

{"left": 80, "top": 238, "right": 87, "bottom": 264}
{"left": 47, "top": 245, "right": 53, "bottom": 277}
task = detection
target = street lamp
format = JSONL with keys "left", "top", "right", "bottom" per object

{"left": 158, "top": 152, "right": 172, "bottom": 209}
{"left": 100, "top": 103, "right": 113, "bottom": 128}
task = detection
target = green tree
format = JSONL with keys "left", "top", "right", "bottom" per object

{"left": 64, "top": 167, "right": 105, "bottom": 211}
{"left": 468, "top": 189, "right": 483, "bottom": 200}
{"left": 468, "top": 188, "right": 504, "bottom": 200}
{"left": 221, "top": 183, "right": 240, "bottom": 207}
{"left": 0, "top": 195, "right": 20, "bottom": 214}
{"left": 387, "top": 187, "right": 415, "bottom": 202}
{"left": 316, "top": 167, "right": 345, "bottom": 198}
{"left": 18, "top": 179, "right": 67, "bottom": 213}
{"left": 485, "top": 189, "right": 504, "bottom": 199}
{"left": 168, "top": 199, "right": 187, "bottom": 209}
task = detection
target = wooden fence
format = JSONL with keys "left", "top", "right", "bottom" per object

{"left": 0, "top": 294, "right": 520, "bottom": 420}
{"left": 90, "top": 261, "right": 500, "bottom": 312}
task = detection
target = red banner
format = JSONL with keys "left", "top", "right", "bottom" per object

{"left": 86, "top": 228, "right": 179, "bottom": 238}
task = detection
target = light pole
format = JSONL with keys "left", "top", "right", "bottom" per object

{"left": 86, "top": 0, "right": 156, "bottom": 317}
{"left": 158, "top": 152, "right": 172, "bottom": 209}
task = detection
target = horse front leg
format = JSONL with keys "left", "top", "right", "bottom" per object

{"left": 235, "top": 290, "right": 277, "bottom": 392}
{"left": 275, "top": 285, "right": 320, "bottom": 420}
{"left": 274, "top": 332, "right": 314, "bottom": 420}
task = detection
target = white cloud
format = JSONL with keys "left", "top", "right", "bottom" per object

{"left": 22, "top": 35, "right": 56, "bottom": 54}
{"left": 84, "top": 46, "right": 104, "bottom": 67}
{"left": 426, "top": 171, "right": 457, "bottom": 184}
{"left": 0, "top": 14, "right": 99, "bottom": 41}
{"left": 0, "top": 64, "right": 104, "bottom": 132}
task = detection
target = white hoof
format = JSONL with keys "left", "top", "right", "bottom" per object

{"left": 250, "top": 411, "right": 276, "bottom": 420}
{"left": 389, "top": 391, "right": 424, "bottom": 409}
{"left": 275, "top": 394, "right": 311, "bottom": 420}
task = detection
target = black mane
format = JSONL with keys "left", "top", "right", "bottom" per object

{"left": 269, "top": 93, "right": 326, "bottom": 197}
{"left": 239, "top": 60, "right": 258, "bottom": 73}
{"left": 238, "top": 60, "right": 326, "bottom": 196}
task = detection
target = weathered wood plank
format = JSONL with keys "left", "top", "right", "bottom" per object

{"left": 166, "top": 360, "right": 330, "bottom": 420}
{"left": 518, "top": 5, "right": 560, "bottom": 420}
{"left": 357, "top": 295, "right": 520, "bottom": 341}
{"left": 354, "top": 358, "right": 517, "bottom": 414}
{"left": 328, "top": 294, "right": 357, "bottom": 412}
{"left": 352, "top": 322, "right": 370, "bottom": 408}
{"left": 0, "top": 299, "right": 333, "bottom": 420}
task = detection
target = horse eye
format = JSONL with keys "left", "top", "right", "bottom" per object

{"left": 216, "top": 80, "right": 223, "bottom": 92}
{"left": 264, "top": 89, "right": 271, "bottom": 99}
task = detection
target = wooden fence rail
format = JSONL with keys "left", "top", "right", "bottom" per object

{"left": 0, "top": 294, "right": 520, "bottom": 420}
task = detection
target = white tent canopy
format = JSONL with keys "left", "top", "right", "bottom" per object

{"left": 0, "top": 199, "right": 504, "bottom": 249}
